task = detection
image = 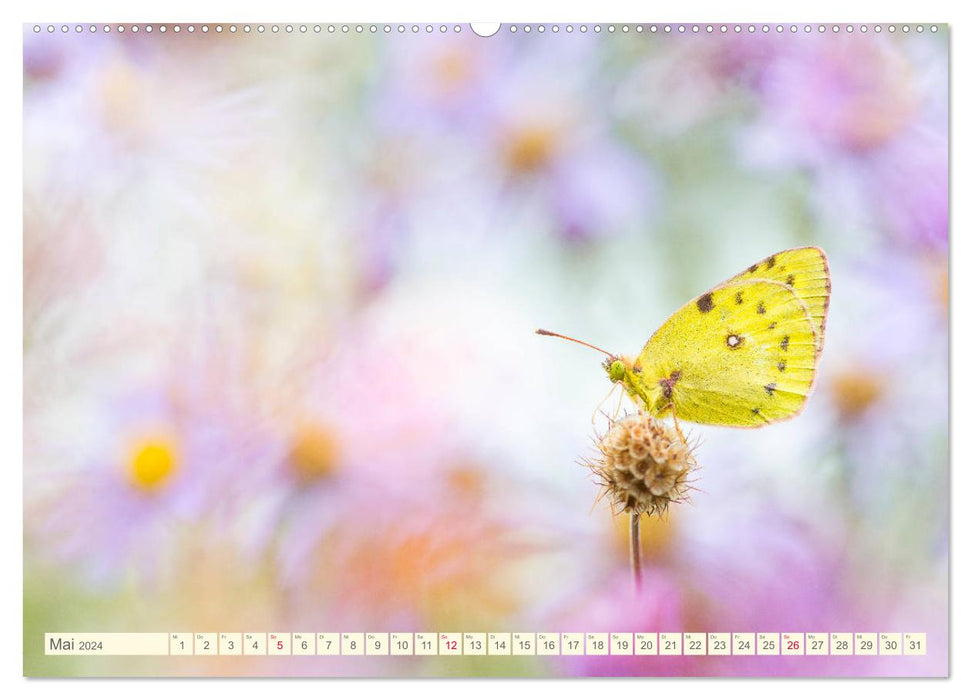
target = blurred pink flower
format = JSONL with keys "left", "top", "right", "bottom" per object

{"left": 615, "top": 34, "right": 781, "bottom": 137}
{"left": 225, "top": 317, "right": 560, "bottom": 633}
{"left": 540, "top": 569, "right": 693, "bottom": 677}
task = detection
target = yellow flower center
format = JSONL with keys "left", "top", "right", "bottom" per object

{"left": 128, "top": 438, "right": 178, "bottom": 492}
{"left": 97, "top": 59, "right": 151, "bottom": 142}
{"left": 289, "top": 423, "right": 341, "bottom": 483}
{"left": 504, "top": 125, "right": 558, "bottom": 173}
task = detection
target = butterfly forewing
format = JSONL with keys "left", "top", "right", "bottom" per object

{"left": 731, "top": 246, "right": 830, "bottom": 355}
{"left": 636, "top": 280, "right": 817, "bottom": 427}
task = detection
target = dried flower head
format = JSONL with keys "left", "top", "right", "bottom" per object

{"left": 587, "top": 412, "right": 698, "bottom": 516}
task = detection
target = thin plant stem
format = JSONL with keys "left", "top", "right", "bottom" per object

{"left": 630, "top": 510, "right": 642, "bottom": 594}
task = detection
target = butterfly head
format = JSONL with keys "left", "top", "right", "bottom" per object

{"left": 605, "top": 358, "right": 627, "bottom": 383}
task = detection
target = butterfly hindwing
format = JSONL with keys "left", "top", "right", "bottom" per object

{"left": 635, "top": 279, "right": 818, "bottom": 427}
{"left": 730, "top": 246, "right": 830, "bottom": 356}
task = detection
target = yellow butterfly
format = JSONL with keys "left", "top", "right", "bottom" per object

{"left": 538, "top": 247, "right": 831, "bottom": 428}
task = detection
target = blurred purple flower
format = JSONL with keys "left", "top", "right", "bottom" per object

{"left": 374, "top": 32, "right": 509, "bottom": 134}
{"left": 26, "top": 381, "right": 279, "bottom": 587}
{"left": 24, "top": 30, "right": 264, "bottom": 218}
{"left": 820, "top": 249, "right": 947, "bottom": 568}
{"left": 369, "top": 34, "right": 657, "bottom": 245}
{"left": 739, "top": 33, "right": 947, "bottom": 252}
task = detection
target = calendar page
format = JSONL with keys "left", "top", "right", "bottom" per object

{"left": 23, "top": 21, "right": 948, "bottom": 678}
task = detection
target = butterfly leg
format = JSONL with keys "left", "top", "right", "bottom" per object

{"left": 662, "top": 402, "right": 688, "bottom": 444}
{"left": 591, "top": 382, "right": 622, "bottom": 426}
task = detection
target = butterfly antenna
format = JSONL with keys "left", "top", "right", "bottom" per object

{"left": 535, "top": 329, "right": 614, "bottom": 357}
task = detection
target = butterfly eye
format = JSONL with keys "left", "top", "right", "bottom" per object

{"left": 725, "top": 334, "right": 744, "bottom": 349}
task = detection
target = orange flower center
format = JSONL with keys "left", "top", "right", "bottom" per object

{"left": 289, "top": 423, "right": 341, "bottom": 483}
{"left": 831, "top": 371, "right": 885, "bottom": 420}
{"left": 433, "top": 51, "right": 474, "bottom": 92}
{"left": 504, "top": 125, "right": 558, "bottom": 173}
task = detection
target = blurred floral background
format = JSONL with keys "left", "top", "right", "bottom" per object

{"left": 23, "top": 25, "right": 948, "bottom": 677}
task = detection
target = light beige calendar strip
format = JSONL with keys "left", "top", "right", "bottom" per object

{"left": 904, "top": 633, "right": 926, "bottom": 655}
{"left": 684, "top": 632, "right": 706, "bottom": 656}
{"left": 170, "top": 632, "right": 193, "bottom": 656}
{"left": 806, "top": 632, "right": 828, "bottom": 655}
{"left": 366, "top": 633, "right": 389, "bottom": 655}
{"left": 45, "top": 633, "right": 169, "bottom": 656}
{"left": 879, "top": 633, "right": 902, "bottom": 655}
{"left": 610, "top": 632, "right": 633, "bottom": 655}
{"left": 415, "top": 632, "right": 437, "bottom": 655}
{"left": 659, "top": 632, "right": 682, "bottom": 655}
{"left": 781, "top": 632, "right": 804, "bottom": 656}
{"left": 194, "top": 633, "right": 217, "bottom": 656}
{"left": 465, "top": 632, "right": 486, "bottom": 655}
{"left": 513, "top": 632, "right": 536, "bottom": 655}
{"left": 855, "top": 633, "right": 878, "bottom": 656}
{"left": 733, "top": 632, "right": 755, "bottom": 655}
{"left": 635, "top": 632, "right": 658, "bottom": 655}
{"left": 757, "top": 632, "right": 780, "bottom": 655}
{"left": 561, "top": 633, "right": 584, "bottom": 655}
{"left": 292, "top": 633, "right": 315, "bottom": 655}
{"left": 830, "top": 632, "right": 852, "bottom": 655}
{"left": 317, "top": 632, "right": 339, "bottom": 655}
{"left": 537, "top": 633, "right": 560, "bottom": 655}
{"left": 585, "top": 633, "right": 608, "bottom": 656}
{"left": 390, "top": 632, "right": 414, "bottom": 655}
{"left": 269, "top": 632, "right": 291, "bottom": 656}
{"left": 44, "top": 631, "right": 929, "bottom": 656}
{"left": 341, "top": 633, "right": 364, "bottom": 656}
{"left": 243, "top": 632, "right": 266, "bottom": 655}
{"left": 439, "top": 632, "right": 461, "bottom": 656}
{"left": 708, "top": 633, "right": 730, "bottom": 656}
{"left": 219, "top": 632, "right": 241, "bottom": 655}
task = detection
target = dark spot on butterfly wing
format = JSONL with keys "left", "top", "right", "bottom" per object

{"left": 696, "top": 292, "right": 714, "bottom": 313}
{"left": 658, "top": 370, "right": 683, "bottom": 399}
{"left": 747, "top": 264, "right": 758, "bottom": 274}
{"left": 735, "top": 291, "right": 744, "bottom": 305}
{"left": 768, "top": 321, "right": 777, "bottom": 330}
{"left": 725, "top": 333, "right": 744, "bottom": 349}
{"left": 764, "top": 383, "right": 777, "bottom": 396}
{"left": 780, "top": 335, "right": 790, "bottom": 351}
{"left": 756, "top": 301, "right": 766, "bottom": 315}
{"left": 766, "top": 255, "right": 776, "bottom": 269}
{"left": 786, "top": 274, "right": 795, "bottom": 287}
{"left": 778, "top": 360, "right": 787, "bottom": 372}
